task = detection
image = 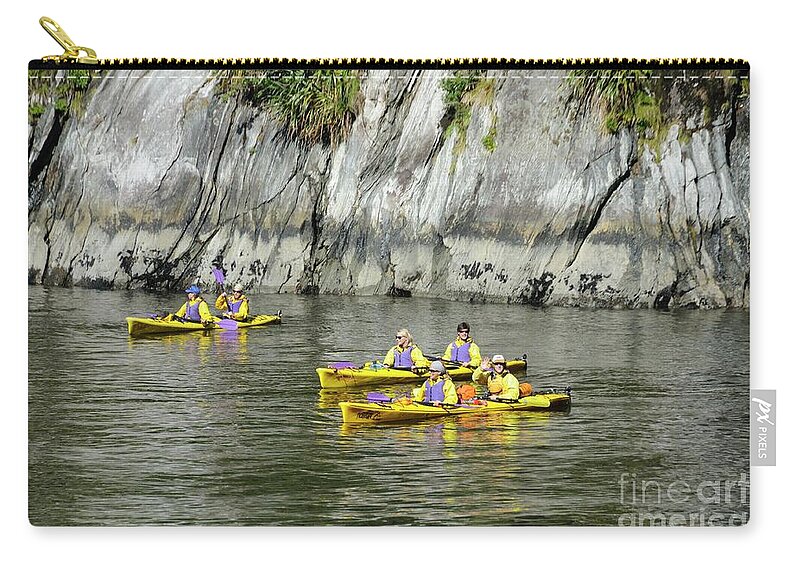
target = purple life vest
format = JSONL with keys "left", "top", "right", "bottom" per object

{"left": 450, "top": 341, "right": 471, "bottom": 363}
{"left": 229, "top": 298, "right": 244, "bottom": 313}
{"left": 393, "top": 346, "right": 414, "bottom": 368}
{"left": 185, "top": 299, "right": 203, "bottom": 322}
{"left": 424, "top": 379, "right": 446, "bottom": 402}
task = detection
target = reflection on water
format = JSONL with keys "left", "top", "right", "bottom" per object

{"left": 337, "top": 410, "right": 558, "bottom": 449}
{"left": 29, "top": 286, "right": 749, "bottom": 525}
{"left": 127, "top": 328, "right": 250, "bottom": 365}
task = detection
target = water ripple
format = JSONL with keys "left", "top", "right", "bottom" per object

{"left": 28, "top": 287, "right": 749, "bottom": 526}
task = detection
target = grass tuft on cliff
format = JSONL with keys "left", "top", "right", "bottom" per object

{"left": 564, "top": 69, "right": 749, "bottom": 158}
{"left": 28, "top": 70, "right": 92, "bottom": 124}
{"left": 440, "top": 71, "right": 497, "bottom": 171}
{"left": 566, "top": 70, "right": 662, "bottom": 136}
{"left": 217, "top": 70, "right": 362, "bottom": 146}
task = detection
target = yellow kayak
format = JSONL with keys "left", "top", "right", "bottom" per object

{"left": 317, "top": 358, "right": 527, "bottom": 389}
{"left": 126, "top": 313, "right": 281, "bottom": 337}
{"left": 340, "top": 391, "right": 571, "bottom": 424}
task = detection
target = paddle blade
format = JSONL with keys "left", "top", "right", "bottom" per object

{"left": 211, "top": 267, "right": 225, "bottom": 284}
{"left": 217, "top": 319, "right": 238, "bottom": 330}
{"left": 367, "top": 392, "right": 392, "bottom": 403}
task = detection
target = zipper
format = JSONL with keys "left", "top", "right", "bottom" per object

{"left": 32, "top": 16, "right": 748, "bottom": 70}
{"left": 38, "top": 17, "right": 99, "bottom": 65}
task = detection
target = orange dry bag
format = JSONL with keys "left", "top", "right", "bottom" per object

{"left": 456, "top": 384, "right": 477, "bottom": 402}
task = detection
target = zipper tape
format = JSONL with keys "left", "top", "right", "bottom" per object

{"left": 29, "top": 57, "right": 750, "bottom": 70}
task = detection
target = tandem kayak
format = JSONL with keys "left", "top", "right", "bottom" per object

{"left": 316, "top": 358, "right": 527, "bottom": 389}
{"left": 339, "top": 390, "right": 571, "bottom": 424}
{"left": 126, "top": 313, "right": 281, "bottom": 337}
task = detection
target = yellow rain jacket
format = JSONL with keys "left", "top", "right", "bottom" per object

{"left": 442, "top": 336, "right": 481, "bottom": 367}
{"left": 412, "top": 375, "right": 458, "bottom": 405}
{"left": 215, "top": 293, "right": 250, "bottom": 320}
{"left": 174, "top": 297, "right": 213, "bottom": 322}
{"left": 383, "top": 344, "right": 429, "bottom": 369}
{"left": 472, "top": 367, "right": 520, "bottom": 400}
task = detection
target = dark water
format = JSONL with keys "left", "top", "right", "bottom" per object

{"left": 28, "top": 286, "right": 750, "bottom": 526}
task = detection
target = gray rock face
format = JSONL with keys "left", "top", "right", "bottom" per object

{"left": 28, "top": 68, "right": 749, "bottom": 308}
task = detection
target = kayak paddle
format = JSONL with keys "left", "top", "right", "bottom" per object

{"left": 212, "top": 267, "right": 234, "bottom": 313}
{"left": 217, "top": 319, "right": 238, "bottom": 330}
{"left": 422, "top": 354, "right": 468, "bottom": 368}
{"left": 211, "top": 267, "right": 225, "bottom": 285}
{"left": 154, "top": 312, "right": 214, "bottom": 326}
{"left": 367, "top": 391, "right": 393, "bottom": 403}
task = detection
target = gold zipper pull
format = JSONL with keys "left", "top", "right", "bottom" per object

{"left": 39, "top": 16, "right": 98, "bottom": 64}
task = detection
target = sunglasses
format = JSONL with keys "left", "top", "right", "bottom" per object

{"left": 458, "top": 330, "right": 469, "bottom": 333}
{"left": 396, "top": 335, "right": 405, "bottom": 340}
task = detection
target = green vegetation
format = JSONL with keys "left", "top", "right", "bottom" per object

{"left": 565, "top": 69, "right": 749, "bottom": 159}
{"left": 442, "top": 72, "right": 481, "bottom": 109}
{"left": 482, "top": 112, "right": 498, "bottom": 152}
{"left": 28, "top": 104, "right": 46, "bottom": 121}
{"left": 28, "top": 70, "right": 92, "bottom": 124}
{"left": 566, "top": 70, "right": 665, "bottom": 143}
{"left": 441, "top": 71, "right": 480, "bottom": 156}
{"left": 567, "top": 70, "right": 671, "bottom": 157}
{"left": 739, "top": 77, "right": 750, "bottom": 99}
{"left": 66, "top": 70, "right": 91, "bottom": 90}
{"left": 440, "top": 71, "right": 498, "bottom": 171}
{"left": 218, "top": 70, "right": 362, "bottom": 146}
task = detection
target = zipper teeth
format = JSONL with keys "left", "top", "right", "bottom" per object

{"left": 88, "top": 57, "right": 748, "bottom": 68}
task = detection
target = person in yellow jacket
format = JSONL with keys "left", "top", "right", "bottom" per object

{"left": 412, "top": 360, "right": 458, "bottom": 405}
{"left": 383, "top": 328, "right": 429, "bottom": 370}
{"left": 442, "top": 321, "right": 481, "bottom": 367}
{"left": 472, "top": 354, "right": 520, "bottom": 400}
{"left": 170, "top": 284, "right": 214, "bottom": 324}
{"left": 215, "top": 282, "right": 250, "bottom": 321}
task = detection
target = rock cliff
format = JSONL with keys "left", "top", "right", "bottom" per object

{"left": 28, "top": 66, "right": 749, "bottom": 308}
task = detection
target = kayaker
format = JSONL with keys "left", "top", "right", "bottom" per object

{"left": 472, "top": 354, "right": 520, "bottom": 400}
{"left": 412, "top": 360, "right": 457, "bottom": 406}
{"left": 383, "top": 329, "right": 429, "bottom": 371}
{"left": 169, "top": 284, "right": 214, "bottom": 324}
{"left": 442, "top": 321, "right": 481, "bottom": 367}
{"left": 215, "top": 282, "right": 249, "bottom": 321}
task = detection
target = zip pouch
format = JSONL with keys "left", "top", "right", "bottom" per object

{"left": 28, "top": 17, "right": 750, "bottom": 527}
